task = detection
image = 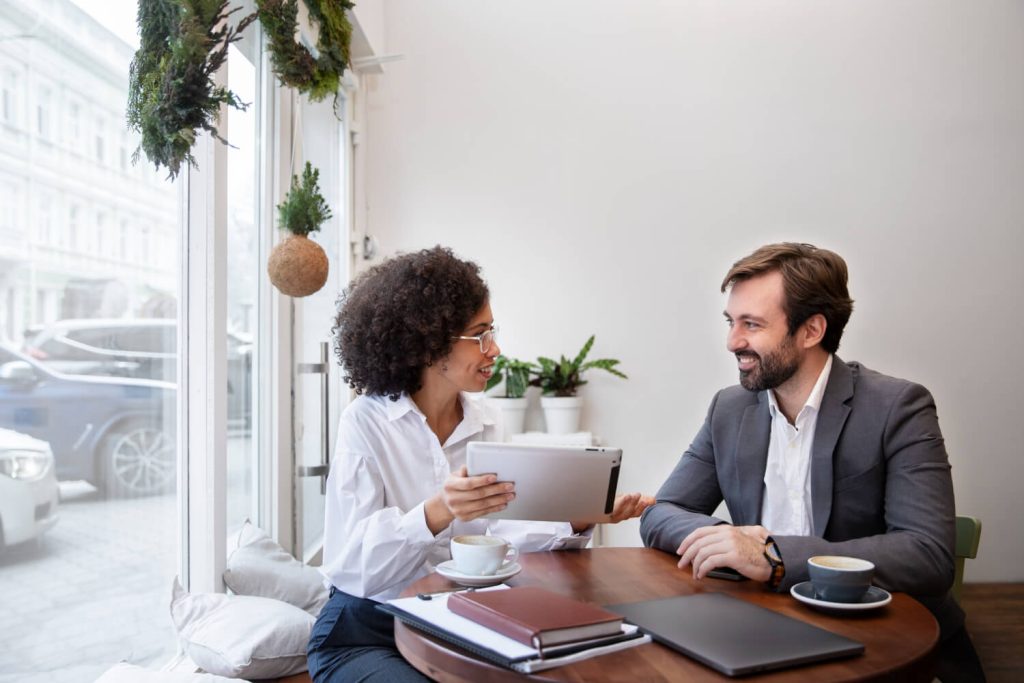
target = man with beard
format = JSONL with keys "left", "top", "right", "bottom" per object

{"left": 640, "top": 243, "right": 984, "bottom": 682}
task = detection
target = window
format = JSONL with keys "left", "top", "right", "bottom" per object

{"left": 0, "top": 5, "right": 182, "bottom": 679}
{"left": 1, "top": 67, "right": 19, "bottom": 126}
{"left": 119, "top": 131, "right": 129, "bottom": 172}
{"left": 95, "top": 114, "right": 106, "bottom": 163}
{"left": 37, "top": 193, "right": 54, "bottom": 244}
{"left": 67, "top": 100, "right": 81, "bottom": 151}
{"left": 36, "top": 85, "right": 53, "bottom": 140}
{"left": 95, "top": 211, "right": 107, "bottom": 254}
{"left": 67, "top": 203, "right": 80, "bottom": 249}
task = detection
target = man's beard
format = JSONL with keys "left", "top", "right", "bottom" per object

{"left": 737, "top": 336, "right": 800, "bottom": 392}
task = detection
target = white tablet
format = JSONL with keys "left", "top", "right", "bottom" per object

{"left": 465, "top": 442, "right": 622, "bottom": 522}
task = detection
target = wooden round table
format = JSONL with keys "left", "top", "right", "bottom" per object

{"left": 395, "top": 547, "right": 938, "bottom": 682}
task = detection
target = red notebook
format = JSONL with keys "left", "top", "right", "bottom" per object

{"left": 448, "top": 587, "right": 623, "bottom": 649}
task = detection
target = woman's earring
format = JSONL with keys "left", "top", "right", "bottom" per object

{"left": 441, "top": 361, "right": 449, "bottom": 372}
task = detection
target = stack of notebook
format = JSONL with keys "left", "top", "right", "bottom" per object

{"left": 379, "top": 586, "right": 650, "bottom": 674}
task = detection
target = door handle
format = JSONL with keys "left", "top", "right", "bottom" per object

{"left": 297, "top": 341, "right": 330, "bottom": 494}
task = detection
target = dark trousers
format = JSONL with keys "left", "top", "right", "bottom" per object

{"left": 307, "top": 587, "right": 431, "bottom": 683}
{"left": 936, "top": 624, "right": 986, "bottom": 683}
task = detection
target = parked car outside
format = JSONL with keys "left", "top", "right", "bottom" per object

{"left": 23, "top": 318, "right": 251, "bottom": 429}
{"left": 0, "top": 344, "right": 175, "bottom": 497}
{"left": 0, "top": 427, "right": 59, "bottom": 550}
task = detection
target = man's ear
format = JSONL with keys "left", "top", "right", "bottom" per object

{"left": 800, "top": 314, "right": 827, "bottom": 349}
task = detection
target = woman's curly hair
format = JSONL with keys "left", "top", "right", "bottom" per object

{"left": 332, "top": 246, "right": 490, "bottom": 400}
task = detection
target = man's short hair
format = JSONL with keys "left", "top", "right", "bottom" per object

{"left": 721, "top": 242, "right": 854, "bottom": 354}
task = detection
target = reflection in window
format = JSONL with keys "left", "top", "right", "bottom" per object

{"left": 0, "top": 1, "right": 182, "bottom": 679}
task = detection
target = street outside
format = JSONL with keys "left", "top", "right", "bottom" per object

{"left": 0, "top": 482, "right": 177, "bottom": 683}
{"left": 0, "top": 437, "right": 254, "bottom": 682}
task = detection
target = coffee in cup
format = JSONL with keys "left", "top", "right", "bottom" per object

{"left": 450, "top": 535, "right": 519, "bottom": 576}
{"left": 807, "top": 555, "right": 874, "bottom": 603}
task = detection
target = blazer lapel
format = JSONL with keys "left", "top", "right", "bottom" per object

{"left": 810, "top": 358, "right": 854, "bottom": 536}
{"left": 735, "top": 393, "right": 771, "bottom": 525}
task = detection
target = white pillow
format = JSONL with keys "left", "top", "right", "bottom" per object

{"left": 224, "top": 521, "right": 328, "bottom": 615}
{"left": 170, "top": 578, "right": 313, "bottom": 679}
{"left": 94, "top": 662, "right": 246, "bottom": 682}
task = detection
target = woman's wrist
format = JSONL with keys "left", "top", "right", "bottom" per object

{"left": 424, "top": 494, "right": 455, "bottom": 535}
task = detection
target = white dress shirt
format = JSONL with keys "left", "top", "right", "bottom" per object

{"left": 320, "top": 392, "right": 589, "bottom": 602}
{"left": 760, "top": 355, "right": 833, "bottom": 536}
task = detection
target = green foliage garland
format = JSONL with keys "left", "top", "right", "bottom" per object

{"left": 257, "top": 0, "right": 355, "bottom": 103}
{"left": 127, "top": 0, "right": 257, "bottom": 179}
{"left": 278, "top": 162, "right": 332, "bottom": 235}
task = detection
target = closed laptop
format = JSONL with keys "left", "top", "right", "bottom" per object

{"left": 606, "top": 592, "right": 864, "bottom": 676}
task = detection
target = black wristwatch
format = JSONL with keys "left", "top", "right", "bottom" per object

{"left": 763, "top": 537, "right": 785, "bottom": 589}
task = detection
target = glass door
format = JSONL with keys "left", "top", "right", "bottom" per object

{"left": 292, "top": 93, "right": 352, "bottom": 561}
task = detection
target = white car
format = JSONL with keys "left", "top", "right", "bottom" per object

{"left": 0, "top": 428, "right": 59, "bottom": 550}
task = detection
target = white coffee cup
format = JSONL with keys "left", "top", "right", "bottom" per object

{"left": 450, "top": 535, "right": 519, "bottom": 576}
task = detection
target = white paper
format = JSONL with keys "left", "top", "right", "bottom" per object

{"left": 388, "top": 586, "right": 539, "bottom": 659}
{"left": 386, "top": 585, "right": 649, "bottom": 668}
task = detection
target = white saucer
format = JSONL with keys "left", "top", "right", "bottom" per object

{"left": 791, "top": 581, "right": 892, "bottom": 612}
{"left": 435, "top": 559, "right": 522, "bottom": 587}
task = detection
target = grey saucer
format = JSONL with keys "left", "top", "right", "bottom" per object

{"left": 791, "top": 581, "right": 892, "bottom": 612}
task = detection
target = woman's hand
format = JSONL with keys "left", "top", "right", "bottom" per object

{"left": 569, "top": 492, "right": 655, "bottom": 532}
{"left": 424, "top": 465, "right": 516, "bottom": 535}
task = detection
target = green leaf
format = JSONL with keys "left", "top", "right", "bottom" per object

{"left": 485, "top": 368, "right": 504, "bottom": 393}
{"left": 572, "top": 335, "right": 595, "bottom": 368}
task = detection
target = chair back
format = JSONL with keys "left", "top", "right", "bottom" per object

{"left": 953, "top": 515, "right": 982, "bottom": 602}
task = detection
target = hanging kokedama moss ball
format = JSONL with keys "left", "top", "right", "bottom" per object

{"left": 269, "top": 162, "right": 333, "bottom": 297}
{"left": 268, "top": 234, "right": 329, "bottom": 296}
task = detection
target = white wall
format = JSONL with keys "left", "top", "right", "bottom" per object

{"left": 362, "top": 1, "right": 1024, "bottom": 581}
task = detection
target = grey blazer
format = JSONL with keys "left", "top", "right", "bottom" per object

{"left": 640, "top": 358, "right": 962, "bottom": 633}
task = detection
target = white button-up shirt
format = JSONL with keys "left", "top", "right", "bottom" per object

{"left": 760, "top": 355, "right": 833, "bottom": 536}
{"left": 320, "top": 392, "right": 587, "bottom": 601}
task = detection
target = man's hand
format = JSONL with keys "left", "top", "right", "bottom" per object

{"left": 675, "top": 524, "right": 773, "bottom": 582}
{"left": 424, "top": 465, "right": 515, "bottom": 534}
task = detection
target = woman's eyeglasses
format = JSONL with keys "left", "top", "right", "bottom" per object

{"left": 452, "top": 326, "right": 498, "bottom": 354}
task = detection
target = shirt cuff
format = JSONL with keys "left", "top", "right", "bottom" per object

{"left": 551, "top": 523, "right": 594, "bottom": 550}
{"left": 403, "top": 500, "right": 438, "bottom": 544}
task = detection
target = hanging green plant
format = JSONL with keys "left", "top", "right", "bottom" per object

{"left": 257, "top": 0, "right": 355, "bottom": 103}
{"left": 267, "top": 162, "right": 333, "bottom": 297}
{"left": 127, "top": 0, "right": 257, "bottom": 178}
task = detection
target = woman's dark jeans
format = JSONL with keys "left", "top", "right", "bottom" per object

{"left": 307, "top": 586, "right": 431, "bottom": 683}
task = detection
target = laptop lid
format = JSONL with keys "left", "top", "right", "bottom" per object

{"left": 606, "top": 592, "right": 863, "bottom": 676}
{"left": 466, "top": 442, "right": 621, "bottom": 522}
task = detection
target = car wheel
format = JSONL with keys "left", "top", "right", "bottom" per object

{"left": 99, "top": 420, "right": 175, "bottom": 498}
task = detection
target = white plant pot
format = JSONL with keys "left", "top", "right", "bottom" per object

{"left": 492, "top": 397, "right": 529, "bottom": 435}
{"left": 541, "top": 396, "right": 582, "bottom": 435}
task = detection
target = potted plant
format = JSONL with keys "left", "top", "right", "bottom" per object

{"left": 531, "top": 335, "right": 627, "bottom": 434}
{"left": 267, "top": 162, "right": 332, "bottom": 297}
{"left": 484, "top": 355, "right": 537, "bottom": 435}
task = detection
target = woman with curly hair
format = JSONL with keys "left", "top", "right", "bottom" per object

{"left": 307, "top": 246, "right": 650, "bottom": 682}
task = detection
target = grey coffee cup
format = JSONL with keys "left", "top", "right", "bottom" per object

{"left": 807, "top": 556, "right": 874, "bottom": 603}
